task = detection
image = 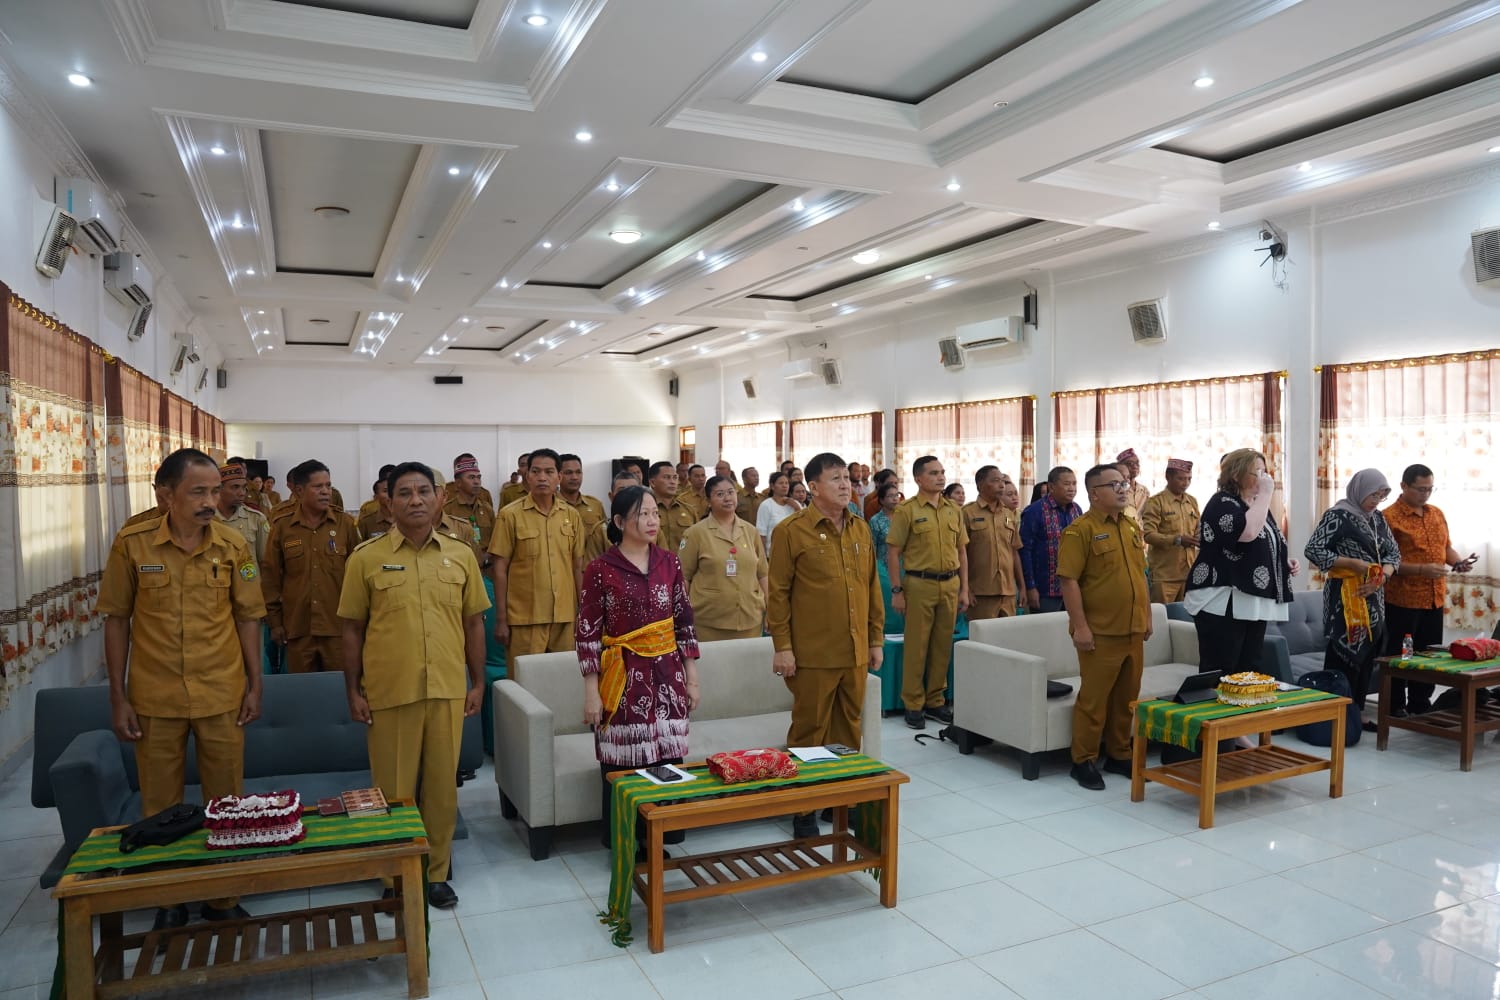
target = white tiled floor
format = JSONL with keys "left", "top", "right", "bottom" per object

{"left": 5, "top": 714, "right": 1500, "bottom": 999}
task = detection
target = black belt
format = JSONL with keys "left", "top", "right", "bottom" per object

{"left": 905, "top": 569, "right": 958, "bottom": 581}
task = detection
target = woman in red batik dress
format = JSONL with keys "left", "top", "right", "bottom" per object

{"left": 577, "top": 485, "right": 700, "bottom": 854}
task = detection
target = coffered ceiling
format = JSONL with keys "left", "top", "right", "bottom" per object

{"left": 2, "top": 0, "right": 1498, "bottom": 373}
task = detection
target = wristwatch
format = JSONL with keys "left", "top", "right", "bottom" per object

{"left": 890, "top": 586, "right": 903, "bottom": 594}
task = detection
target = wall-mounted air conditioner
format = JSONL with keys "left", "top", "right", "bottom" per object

{"left": 104, "top": 253, "right": 152, "bottom": 308}
{"left": 938, "top": 316, "right": 1024, "bottom": 371}
{"left": 781, "top": 358, "right": 819, "bottom": 380}
{"left": 55, "top": 177, "right": 120, "bottom": 255}
{"left": 35, "top": 206, "right": 78, "bottom": 278}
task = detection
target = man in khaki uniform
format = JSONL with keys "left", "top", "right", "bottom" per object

{"left": 1116, "top": 448, "right": 1151, "bottom": 529}
{"left": 768, "top": 452, "right": 883, "bottom": 839}
{"left": 1058, "top": 463, "right": 1152, "bottom": 791}
{"left": 558, "top": 453, "right": 606, "bottom": 538}
{"left": 584, "top": 470, "right": 638, "bottom": 564}
{"left": 886, "top": 456, "right": 970, "bottom": 729}
{"left": 443, "top": 453, "right": 494, "bottom": 509}
{"left": 215, "top": 460, "right": 269, "bottom": 570}
{"left": 736, "top": 467, "right": 762, "bottom": 523}
{"left": 648, "top": 461, "right": 698, "bottom": 553}
{"left": 357, "top": 465, "right": 396, "bottom": 528}
{"left": 98, "top": 448, "right": 265, "bottom": 927}
{"left": 340, "top": 461, "right": 488, "bottom": 910}
{"left": 357, "top": 477, "right": 395, "bottom": 539}
{"left": 498, "top": 452, "right": 531, "bottom": 509}
{"left": 1140, "top": 458, "right": 1200, "bottom": 603}
{"left": 677, "top": 464, "right": 708, "bottom": 519}
{"left": 488, "top": 448, "right": 583, "bottom": 670}
{"left": 263, "top": 460, "right": 362, "bottom": 674}
{"left": 443, "top": 454, "right": 495, "bottom": 568}
{"left": 262, "top": 476, "right": 284, "bottom": 508}
{"left": 964, "top": 466, "right": 1024, "bottom": 621}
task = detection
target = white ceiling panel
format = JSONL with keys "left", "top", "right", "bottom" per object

{"left": 282, "top": 306, "right": 359, "bottom": 346}
{"left": 284, "top": 0, "right": 480, "bottom": 30}
{"left": 452, "top": 318, "right": 547, "bottom": 352}
{"left": 263, "top": 130, "right": 420, "bottom": 276}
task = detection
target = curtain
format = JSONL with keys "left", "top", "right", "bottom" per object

{"left": 896, "top": 397, "right": 1036, "bottom": 496}
{"left": 0, "top": 289, "right": 110, "bottom": 702}
{"left": 192, "top": 406, "right": 226, "bottom": 462}
{"left": 717, "top": 421, "right": 782, "bottom": 481}
{"left": 105, "top": 360, "right": 164, "bottom": 530}
{"left": 788, "top": 412, "right": 882, "bottom": 471}
{"left": 163, "top": 391, "right": 193, "bottom": 452}
{"left": 1318, "top": 352, "right": 1500, "bottom": 631}
{"left": 1052, "top": 391, "right": 1101, "bottom": 479}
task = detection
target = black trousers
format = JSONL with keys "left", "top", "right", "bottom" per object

{"left": 599, "top": 759, "right": 685, "bottom": 851}
{"left": 1192, "top": 601, "right": 1269, "bottom": 675}
{"left": 1383, "top": 605, "right": 1445, "bottom": 711}
{"left": 1326, "top": 628, "right": 1385, "bottom": 709}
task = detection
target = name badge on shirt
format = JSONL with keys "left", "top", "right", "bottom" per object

{"left": 725, "top": 556, "right": 737, "bottom": 577}
{"left": 1094, "top": 533, "right": 1110, "bottom": 540}
{"left": 138, "top": 564, "right": 164, "bottom": 573}
{"left": 380, "top": 564, "right": 406, "bottom": 571}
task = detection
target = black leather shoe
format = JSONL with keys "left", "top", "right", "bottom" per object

{"left": 1407, "top": 699, "right": 1432, "bottom": 715}
{"left": 152, "top": 905, "right": 189, "bottom": 930}
{"left": 1362, "top": 721, "right": 1379, "bottom": 733}
{"left": 904, "top": 710, "right": 926, "bottom": 730}
{"left": 1070, "top": 760, "right": 1106, "bottom": 790}
{"left": 926, "top": 705, "right": 954, "bottom": 725}
{"left": 1101, "top": 757, "right": 1132, "bottom": 778}
{"left": 791, "top": 812, "right": 820, "bottom": 839}
{"left": 427, "top": 882, "right": 458, "bottom": 909}
{"left": 198, "top": 904, "right": 250, "bottom": 922}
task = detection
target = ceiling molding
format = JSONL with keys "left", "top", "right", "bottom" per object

{"left": 235, "top": 125, "right": 276, "bottom": 278}
{"left": 403, "top": 147, "right": 508, "bottom": 293}
{"left": 101, "top": 0, "right": 158, "bottom": 66}
{"left": 162, "top": 114, "right": 244, "bottom": 295}
{"left": 667, "top": 107, "right": 934, "bottom": 167}
{"left": 746, "top": 81, "right": 919, "bottom": 131}
{"left": 648, "top": 0, "right": 802, "bottom": 128}
{"left": 731, "top": 0, "right": 877, "bottom": 105}
{"left": 1313, "top": 157, "right": 1500, "bottom": 224}
{"left": 150, "top": 107, "right": 517, "bottom": 150}
{"left": 213, "top": 0, "right": 480, "bottom": 61}
{"left": 527, "top": 0, "right": 613, "bottom": 109}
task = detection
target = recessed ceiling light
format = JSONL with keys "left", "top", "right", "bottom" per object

{"left": 1297, "top": 161, "right": 1312, "bottom": 172}
{"left": 945, "top": 181, "right": 961, "bottom": 192}
{"left": 575, "top": 129, "right": 593, "bottom": 142}
{"left": 791, "top": 198, "right": 805, "bottom": 211}
{"left": 447, "top": 166, "right": 461, "bottom": 176}
{"left": 852, "top": 250, "right": 880, "bottom": 265}
{"left": 605, "top": 180, "right": 620, "bottom": 191}
{"left": 830, "top": 301, "right": 839, "bottom": 308}
{"left": 230, "top": 217, "right": 244, "bottom": 229}
{"left": 1488, "top": 145, "right": 1500, "bottom": 153}
{"left": 923, "top": 275, "right": 933, "bottom": 281}
{"left": 256, "top": 309, "right": 265, "bottom": 315}
{"left": 993, "top": 100, "right": 1009, "bottom": 108}
{"left": 1193, "top": 75, "right": 1215, "bottom": 88}
{"left": 265, "top": 345, "right": 274, "bottom": 351}
{"left": 750, "top": 51, "right": 768, "bottom": 63}
{"left": 209, "top": 145, "right": 227, "bottom": 156}
{"left": 460, "top": 316, "right": 470, "bottom": 323}
{"left": 696, "top": 250, "right": 706, "bottom": 261}
{"left": 524, "top": 14, "right": 549, "bottom": 26}
{"left": 541, "top": 241, "right": 553, "bottom": 249}
{"left": 1207, "top": 221, "right": 1221, "bottom": 230}
{"left": 625, "top": 287, "right": 636, "bottom": 296}
{"left": 610, "top": 229, "right": 642, "bottom": 244}
{"left": 67, "top": 72, "right": 92, "bottom": 87}
{"left": 500, "top": 279, "right": 510, "bottom": 288}
{"left": 313, "top": 205, "right": 350, "bottom": 218}
{"left": 395, "top": 275, "right": 406, "bottom": 283}
{"left": 244, "top": 268, "right": 255, "bottom": 275}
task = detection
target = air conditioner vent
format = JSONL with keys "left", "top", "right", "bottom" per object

{"left": 741, "top": 377, "right": 757, "bottom": 399}
{"left": 35, "top": 206, "right": 77, "bottom": 278}
{"left": 938, "top": 337, "right": 964, "bottom": 371}
{"left": 55, "top": 177, "right": 120, "bottom": 255}
{"left": 1472, "top": 227, "right": 1500, "bottom": 284}
{"left": 126, "top": 303, "right": 151, "bottom": 342}
{"left": 1127, "top": 298, "right": 1167, "bottom": 343}
{"left": 820, "top": 359, "right": 841, "bottom": 386}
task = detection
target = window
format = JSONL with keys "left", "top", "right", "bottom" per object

{"left": 894, "top": 396, "right": 1035, "bottom": 495}
{"left": 788, "top": 412, "right": 882, "bottom": 472}
{"left": 718, "top": 421, "right": 781, "bottom": 484}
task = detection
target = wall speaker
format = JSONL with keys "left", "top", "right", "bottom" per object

{"left": 1023, "top": 289, "right": 1038, "bottom": 327}
{"left": 1472, "top": 227, "right": 1500, "bottom": 284}
{"left": 216, "top": 366, "right": 228, "bottom": 389}
{"left": 668, "top": 376, "right": 679, "bottom": 397}
{"left": 742, "top": 377, "right": 756, "bottom": 399}
{"left": 433, "top": 375, "right": 463, "bottom": 385}
{"left": 820, "top": 359, "right": 841, "bottom": 386}
{"left": 1126, "top": 299, "right": 1167, "bottom": 343}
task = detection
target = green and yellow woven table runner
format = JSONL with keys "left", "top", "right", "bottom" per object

{"left": 1136, "top": 689, "right": 1339, "bottom": 750}
{"left": 1391, "top": 651, "right": 1500, "bottom": 675}
{"left": 602, "top": 754, "right": 891, "bottom": 946}
{"left": 63, "top": 804, "right": 428, "bottom": 876}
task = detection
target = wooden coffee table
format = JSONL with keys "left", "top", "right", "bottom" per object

{"left": 621, "top": 767, "right": 907, "bottom": 953}
{"left": 1131, "top": 696, "right": 1349, "bottom": 828}
{"left": 1376, "top": 655, "right": 1500, "bottom": 771}
{"left": 52, "top": 817, "right": 430, "bottom": 1000}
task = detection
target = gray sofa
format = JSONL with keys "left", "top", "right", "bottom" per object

{"left": 31, "top": 670, "right": 482, "bottom": 887}
{"left": 1165, "top": 590, "right": 1327, "bottom": 683}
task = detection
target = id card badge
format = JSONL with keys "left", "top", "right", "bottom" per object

{"left": 725, "top": 546, "right": 738, "bottom": 578}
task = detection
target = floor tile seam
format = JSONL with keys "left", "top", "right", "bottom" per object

{"left": 1301, "top": 928, "right": 1462, "bottom": 997}
{"left": 1280, "top": 850, "right": 1484, "bottom": 905}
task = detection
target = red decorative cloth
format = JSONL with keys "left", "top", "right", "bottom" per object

{"left": 706, "top": 748, "right": 799, "bottom": 784}
{"left": 1449, "top": 637, "right": 1500, "bottom": 662}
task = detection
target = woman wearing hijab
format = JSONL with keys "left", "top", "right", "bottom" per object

{"left": 1304, "top": 469, "right": 1401, "bottom": 722}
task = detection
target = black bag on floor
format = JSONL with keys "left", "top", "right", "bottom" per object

{"left": 1294, "top": 670, "right": 1361, "bottom": 747}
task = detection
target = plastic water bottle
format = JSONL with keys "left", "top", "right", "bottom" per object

{"left": 1401, "top": 633, "right": 1414, "bottom": 661}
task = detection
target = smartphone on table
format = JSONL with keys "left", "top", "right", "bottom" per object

{"left": 645, "top": 765, "right": 685, "bottom": 782}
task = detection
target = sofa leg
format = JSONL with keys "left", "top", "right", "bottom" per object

{"left": 1020, "top": 752, "right": 1042, "bottom": 781}
{"left": 499, "top": 790, "right": 518, "bottom": 819}
{"left": 526, "top": 824, "right": 553, "bottom": 861}
{"left": 954, "top": 727, "right": 977, "bottom": 755}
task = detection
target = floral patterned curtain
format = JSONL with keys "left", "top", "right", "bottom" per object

{"left": 1317, "top": 352, "right": 1500, "bottom": 631}
{"left": 1052, "top": 390, "right": 1101, "bottom": 477}
{"left": 717, "top": 420, "right": 782, "bottom": 482}
{"left": 192, "top": 406, "right": 226, "bottom": 462}
{"left": 895, "top": 397, "right": 1035, "bottom": 496}
{"left": 893, "top": 405, "right": 953, "bottom": 492}
{"left": 104, "top": 360, "right": 163, "bottom": 529}
{"left": 788, "top": 412, "right": 882, "bottom": 473}
{"left": 163, "top": 391, "right": 193, "bottom": 453}
{"left": 0, "top": 289, "right": 110, "bottom": 702}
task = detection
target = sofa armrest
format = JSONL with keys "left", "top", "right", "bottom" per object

{"left": 952, "top": 641, "right": 1051, "bottom": 753}
{"left": 861, "top": 671, "right": 882, "bottom": 760}
{"left": 50, "top": 730, "right": 134, "bottom": 850}
{"left": 494, "top": 679, "right": 556, "bottom": 828}
{"left": 1261, "top": 633, "right": 1293, "bottom": 682}
{"left": 1166, "top": 619, "right": 1200, "bottom": 668}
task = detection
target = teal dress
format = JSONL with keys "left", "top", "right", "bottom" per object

{"left": 870, "top": 511, "right": 903, "bottom": 633}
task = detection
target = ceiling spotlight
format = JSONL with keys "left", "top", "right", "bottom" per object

{"left": 569, "top": 320, "right": 579, "bottom": 328}
{"left": 610, "top": 229, "right": 642, "bottom": 244}
{"left": 852, "top": 250, "right": 880, "bottom": 265}
{"left": 605, "top": 180, "right": 620, "bottom": 191}
{"left": 575, "top": 129, "right": 593, "bottom": 142}
{"left": 256, "top": 309, "right": 265, "bottom": 315}
{"left": 460, "top": 316, "right": 470, "bottom": 323}
{"left": 1297, "top": 161, "right": 1312, "bottom": 172}
{"left": 541, "top": 241, "right": 553, "bottom": 249}
{"left": 945, "top": 181, "right": 961, "bottom": 192}
{"left": 1207, "top": 221, "right": 1221, "bottom": 230}
{"left": 525, "top": 13, "right": 549, "bottom": 26}
{"left": 830, "top": 301, "right": 839, "bottom": 308}
{"left": 923, "top": 275, "right": 933, "bottom": 281}
{"left": 625, "top": 287, "right": 636, "bottom": 296}
{"left": 750, "top": 50, "right": 768, "bottom": 63}
{"left": 67, "top": 72, "right": 93, "bottom": 87}
{"left": 499, "top": 279, "right": 509, "bottom": 288}
{"left": 791, "top": 198, "right": 805, "bottom": 211}
{"left": 1193, "top": 75, "right": 1215, "bottom": 88}
{"left": 209, "top": 145, "right": 227, "bottom": 156}
{"left": 244, "top": 268, "right": 256, "bottom": 276}
{"left": 696, "top": 250, "right": 706, "bottom": 261}
{"left": 447, "top": 166, "right": 461, "bottom": 176}
{"left": 230, "top": 217, "right": 244, "bottom": 229}
{"left": 395, "top": 275, "right": 406, "bottom": 283}
{"left": 1488, "top": 145, "right": 1500, "bottom": 153}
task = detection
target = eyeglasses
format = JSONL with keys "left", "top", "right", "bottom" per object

{"left": 1408, "top": 486, "right": 1435, "bottom": 495}
{"left": 1090, "top": 481, "right": 1129, "bottom": 492}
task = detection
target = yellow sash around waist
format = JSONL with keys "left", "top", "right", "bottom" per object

{"left": 600, "top": 616, "right": 676, "bottom": 727}
{"left": 1329, "top": 564, "right": 1380, "bottom": 645}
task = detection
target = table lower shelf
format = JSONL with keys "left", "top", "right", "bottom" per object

{"left": 633, "top": 832, "right": 880, "bottom": 906}
{"left": 1142, "top": 743, "right": 1331, "bottom": 795}
{"left": 93, "top": 897, "right": 408, "bottom": 999}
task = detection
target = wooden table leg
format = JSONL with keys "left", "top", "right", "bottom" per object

{"left": 1376, "top": 669, "right": 1392, "bottom": 751}
{"left": 1129, "top": 710, "right": 1146, "bottom": 802}
{"left": 879, "top": 786, "right": 899, "bottom": 908}
{"left": 1198, "top": 726, "right": 1219, "bottom": 829}
{"left": 98, "top": 910, "right": 124, "bottom": 982}
{"left": 399, "top": 856, "right": 429, "bottom": 999}
{"left": 1258, "top": 730, "right": 1272, "bottom": 747}
{"left": 63, "top": 900, "right": 95, "bottom": 1000}
{"left": 833, "top": 805, "right": 848, "bottom": 864}
{"left": 1460, "top": 680, "right": 1476, "bottom": 772}
{"left": 1329, "top": 704, "right": 1346, "bottom": 799}
{"left": 647, "top": 817, "right": 665, "bottom": 954}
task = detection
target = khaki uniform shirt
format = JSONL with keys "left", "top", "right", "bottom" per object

{"left": 886, "top": 495, "right": 968, "bottom": 573}
{"left": 499, "top": 481, "right": 527, "bottom": 509}
{"left": 1140, "top": 489, "right": 1201, "bottom": 585}
{"left": 654, "top": 494, "right": 700, "bottom": 554}
{"left": 215, "top": 504, "right": 269, "bottom": 576}
{"left": 1057, "top": 507, "right": 1149, "bottom": 637}
{"left": 337, "top": 529, "right": 490, "bottom": 711}
{"left": 562, "top": 493, "right": 607, "bottom": 537}
{"left": 680, "top": 516, "right": 767, "bottom": 632}
{"left": 329, "top": 487, "right": 343, "bottom": 511}
{"left": 444, "top": 481, "right": 494, "bottom": 509}
{"left": 97, "top": 518, "right": 266, "bottom": 718}
{"left": 583, "top": 520, "right": 610, "bottom": 566}
{"left": 269, "top": 499, "right": 298, "bottom": 524}
{"left": 736, "top": 487, "right": 762, "bottom": 525}
{"left": 676, "top": 489, "right": 708, "bottom": 521}
{"left": 357, "top": 497, "right": 381, "bottom": 523}
{"left": 263, "top": 509, "right": 362, "bottom": 638}
{"left": 767, "top": 506, "right": 883, "bottom": 669}
{"left": 442, "top": 492, "right": 496, "bottom": 564}
{"left": 1123, "top": 481, "right": 1151, "bottom": 534}
{"left": 357, "top": 507, "right": 394, "bottom": 540}
{"left": 123, "top": 506, "right": 165, "bottom": 529}
{"left": 963, "top": 499, "right": 1022, "bottom": 597}
{"left": 487, "top": 495, "right": 584, "bottom": 624}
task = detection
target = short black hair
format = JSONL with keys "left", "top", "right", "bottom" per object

{"left": 1402, "top": 463, "right": 1433, "bottom": 484}
{"left": 804, "top": 452, "right": 846, "bottom": 483}
{"left": 741, "top": 466, "right": 757, "bottom": 480}
{"left": 780, "top": 460, "right": 795, "bottom": 470}
{"left": 558, "top": 453, "right": 581, "bottom": 468}
{"left": 767, "top": 470, "right": 789, "bottom": 488}
{"left": 705, "top": 474, "right": 734, "bottom": 498}
{"left": 378, "top": 464, "right": 396, "bottom": 480}
{"left": 155, "top": 448, "right": 217, "bottom": 488}
{"left": 975, "top": 465, "right": 999, "bottom": 487}
{"left": 1084, "top": 463, "right": 1122, "bottom": 489}
{"left": 688, "top": 464, "right": 704, "bottom": 475}
{"left": 288, "top": 459, "right": 329, "bottom": 488}
{"left": 647, "top": 461, "right": 674, "bottom": 483}
{"left": 371, "top": 479, "right": 386, "bottom": 494}
{"left": 264, "top": 476, "right": 275, "bottom": 484}
{"left": 227, "top": 455, "right": 248, "bottom": 467}
{"left": 912, "top": 455, "right": 939, "bottom": 478}
{"left": 386, "top": 461, "right": 435, "bottom": 496}
{"left": 1046, "top": 465, "right": 1074, "bottom": 484}
{"left": 606, "top": 485, "right": 652, "bottom": 545}
{"left": 943, "top": 483, "right": 964, "bottom": 499}
{"left": 528, "top": 448, "right": 560, "bottom": 471}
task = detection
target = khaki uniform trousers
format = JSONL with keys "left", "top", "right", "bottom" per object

{"left": 695, "top": 624, "right": 763, "bottom": 642}
{"left": 1150, "top": 578, "right": 1186, "bottom": 604}
{"left": 785, "top": 665, "right": 866, "bottom": 750}
{"left": 368, "top": 698, "right": 463, "bottom": 883}
{"left": 506, "top": 622, "right": 575, "bottom": 680}
{"left": 285, "top": 634, "right": 344, "bottom": 674}
{"left": 1071, "top": 633, "right": 1146, "bottom": 764}
{"left": 138, "top": 709, "right": 244, "bottom": 908}
{"left": 967, "top": 594, "right": 1016, "bottom": 622}
{"left": 900, "top": 574, "right": 959, "bottom": 711}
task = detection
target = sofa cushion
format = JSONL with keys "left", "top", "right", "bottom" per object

{"left": 1269, "top": 590, "right": 1326, "bottom": 656}
{"left": 968, "top": 612, "right": 1080, "bottom": 678}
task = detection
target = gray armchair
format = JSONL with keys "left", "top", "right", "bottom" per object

{"left": 1165, "top": 591, "right": 1325, "bottom": 683}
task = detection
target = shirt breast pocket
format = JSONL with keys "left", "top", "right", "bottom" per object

{"left": 372, "top": 572, "right": 410, "bottom": 607}
{"left": 1089, "top": 536, "right": 1121, "bottom": 567}
{"left": 514, "top": 523, "right": 540, "bottom": 559}
{"left": 137, "top": 571, "right": 172, "bottom": 611}
{"left": 435, "top": 565, "right": 466, "bottom": 605}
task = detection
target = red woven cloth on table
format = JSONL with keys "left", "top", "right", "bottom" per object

{"left": 1450, "top": 637, "right": 1500, "bottom": 661}
{"left": 705, "top": 748, "right": 799, "bottom": 783}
